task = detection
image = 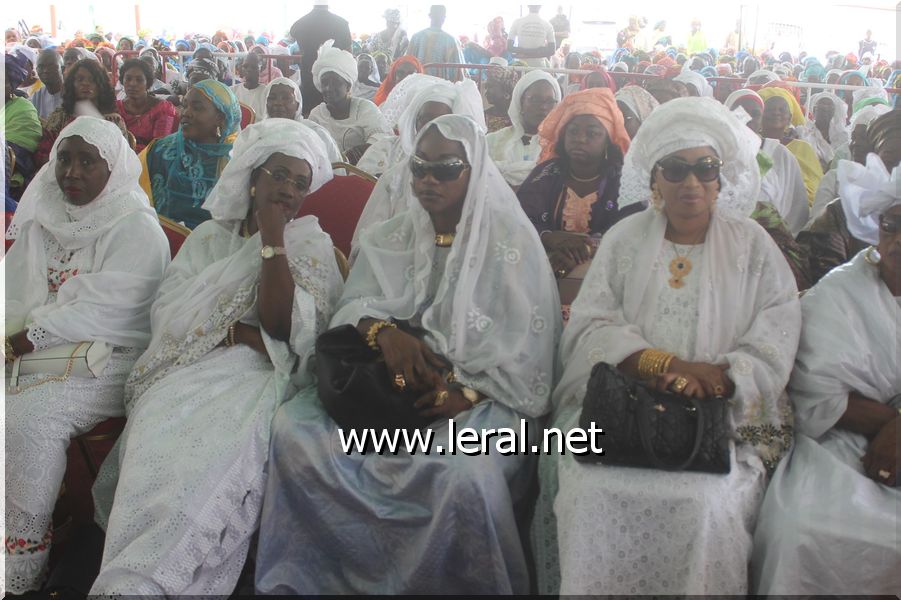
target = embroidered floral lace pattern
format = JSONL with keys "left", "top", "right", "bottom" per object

{"left": 561, "top": 188, "right": 599, "bottom": 234}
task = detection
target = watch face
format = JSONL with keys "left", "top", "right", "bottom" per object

{"left": 261, "top": 246, "right": 275, "bottom": 259}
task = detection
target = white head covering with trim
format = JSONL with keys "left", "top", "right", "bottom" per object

{"left": 508, "top": 69, "right": 562, "bottom": 138}
{"left": 396, "top": 79, "right": 485, "bottom": 155}
{"left": 260, "top": 77, "right": 343, "bottom": 165}
{"left": 838, "top": 153, "right": 901, "bottom": 244}
{"left": 747, "top": 69, "right": 780, "bottom": 84}
{"left": 674, "top": 69, "right": 713, "bottom": 97}
{"left": 312, "top": 40, "right": 357, "bottom": 90}
{"left": 378, "top": 73, "right": 445, "bottom": 129}
{"left": 619, "top": 97, "right": 761, "bottom": 217}
{"left": 849, "top": 103, "right": 891, "bottom": 130}
{"left": 807, "top": 91, "right": 850, "bottom": 147}
{"left": 202, "top": 118, "right": 333, "bottom": 221}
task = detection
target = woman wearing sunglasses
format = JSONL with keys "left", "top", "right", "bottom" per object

{"left": 532, "top": 97, "right": 802, "bottom": 595}
{"left": 254, "top": 114, "right": 560, "bottom": 594}
{"left": 751, "top": 150, "right": 900, "bottom": 595}
{"left": 90, "top": 120, "right": 344, "bottom": 595}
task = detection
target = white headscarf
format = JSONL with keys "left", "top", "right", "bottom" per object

{"left": 851, "top": 86, "right": 889, "bottom": 111}
{"left": 396, "top": 78, "right": 485, "bottom": 155}
{"left": 619, "top": 97, "right": 762, "bottom": 217}
{"left": 5, "top": 116, "right": 166, "bottom": 347}
{"left": 614, "top": 85, "right": 660, "bottom": 123}
{"left": 202, "top": 118, "right": 333, "bottom": 221}
{"left": 747, "top": 69, "right": 780, "bottom": 84}
{"left": 508, "top": 69, "right": 562, "bottom": 138}
{"left": 724, "top": 88, "right": 763, "bottom": 110}
{"left": 804, "top": 92, "right": 850, "bottom": 155}
{"left": 357, "top": 53, "right": 381, "bottom": 84}
{"left": 312, "top": 41, "right": 357, "bottom": 91}
{"left": 838, "top": 153, "right": 901, "bottom": 245}
{"left": 378, "top": 73, "right": 444, "bottom": 129}
{"left": 849, "top": 103, "right": 891, "bottom": 130}
{"left": 263, "top": 76, "right": 304, "bottom": 119}
{"left": 337, "top": 114, "right": 561, "bottom": 416}
{"left": 674, "top": 69, "right": 713, "bottom": 97}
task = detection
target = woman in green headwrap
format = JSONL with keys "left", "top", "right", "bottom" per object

{"left": 138, "top": 79, "right": 240, "bottom": 229}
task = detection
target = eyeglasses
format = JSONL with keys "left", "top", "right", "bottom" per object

{"left": 258, "top": 166, "right": 309, "bottom": 192}
{"left": 879, "top": 215, "right": 901, "bottom": 235}
{"left": 655, "top": 157, "right": 723, "bottom": 183}
{"left": 409, "top": 155, "right": 470, "bottom": 182}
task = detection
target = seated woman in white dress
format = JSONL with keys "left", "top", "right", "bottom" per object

{"left": 350, "top": 79, "right": 485, "bottom": 260}
{"left": 261, "top": 76, "right": 343, "bottom": 166}
{"left": 253, "top": 114, "right": 560, "bottom": 594}
{"left": 307, "top": 44, "right": 392, "bottom": 164}
{"left": 89, "top": 119, "right": 344, "bottom": 596}
{"left": 751, "top": 158, "right": 901, "bottom": 596}
{"left": 4, "top": 116, "right": 169, "bottom": 594}
{"left": 531, "top": 97, "right": 802, "bottom": 595}
{"left": 486, "top": 70, "right": 561, "bottom": 188}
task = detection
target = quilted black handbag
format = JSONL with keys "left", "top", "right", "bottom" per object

{"left": 574, "top": 362, "right": 731, "bottom": 474}
{"left": 315, "top": 324, "right": 446, "bottom": 437}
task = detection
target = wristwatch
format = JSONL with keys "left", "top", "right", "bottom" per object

{"left": 260, "top": 245, "right": 287, "bottom": 260}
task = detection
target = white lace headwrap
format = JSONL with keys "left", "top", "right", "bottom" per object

{"left": 7, "top": 116, "right": 152, "bottom": 248}
{"left": 849, "top": 103, "right": 891, "bottom": 130}
{"left": 673, "top": 69, "right": 713, "bottom": 97}
{"left": 747, "top": 69, "right": 780, "bottom": 84}
{"left": 336, "top": 114, "right": 561, "bottom": 417}
{"left": 619, "top": 97, "right": 761, "bottom": 217}
{"left": 396, "top": 79, "right": 486, "bottom": 155}
{"left": 202, "top": 118, "right": 333, "bottom": 221}
{"left": 838, "top": 153, "right": 901, "bottom": 245}
{"left": 508, "top": 69, "right": 561, "bottom": 138}
{"left": 378, "top": 73, "right": 444, "bottom": 129}
{"left": 312, "top": 41, "right": 357, "bottom": 90}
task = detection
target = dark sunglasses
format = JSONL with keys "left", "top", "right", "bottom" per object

{"left": 655, "top": 156, "right": 723, "bottom": 183}
{"left": 880, "top": 215, "right": 901, "bottom": 235}
{"left": 410, "top": 155, "right": 470, "bottom": 182}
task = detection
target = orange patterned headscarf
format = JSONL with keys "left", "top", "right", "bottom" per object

{"left": 373, "top": 55, "right": 423, "bottom": 106}
{"left": 537, "top": 88, "right": 631, "bottom": 162}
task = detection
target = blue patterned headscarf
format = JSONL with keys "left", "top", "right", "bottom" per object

{"left": 146, "top": 79, "right": 241, "bottom": 228}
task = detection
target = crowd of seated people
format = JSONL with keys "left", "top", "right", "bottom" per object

{"left": 3, "top": 9, "right": 900, "bottom": 596}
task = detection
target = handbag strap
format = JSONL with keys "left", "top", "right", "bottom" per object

{"left": 636, "top": 392, "right": 706, "bottom": 471}
{"left": 7, "top": 342, "right": 85, "bottom": 394}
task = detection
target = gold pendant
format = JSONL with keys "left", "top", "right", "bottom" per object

{"left": 668, "top": 276, "right": 685, "bottom": 289}
{"left": 669, "top": 255, "right": 692, "bottom": 278}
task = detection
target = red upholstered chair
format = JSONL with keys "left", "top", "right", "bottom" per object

{"left": 239, "top": 102, "right": 256, "bottom": 130}
{"left": 158, "top": 215, "right": 191, "bottom": 257}
{"left": 298, "top": 162, "right": 376, "bottom": 257}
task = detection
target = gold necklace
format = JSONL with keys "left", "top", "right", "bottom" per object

{"left": 569, "top": 170, "right": 602, "bottom": 183}
{"left": 668, "top": 240, "right": 704, "bottom": 289}
{"left": 435, "top": 232, "right": 455, "bottom": 247}
{"left": 241, "top": 220, "right": 251, "bottom": 238}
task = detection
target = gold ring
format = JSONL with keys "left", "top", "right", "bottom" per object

{"left": 878, "top": 469, "right": 891, "bottom": 480}
{"left": 393, "top": 373, "right": 406, "bottom": 391}
{"left": 434, "top": 390, "right": 449, "bottom": 407}
{"left": 714, "top": 385, "right": 725, "bottom": 395}
{"left": 556, "top": 268, "right": 567, "bottom": 279}
{"left": 672, "top": 376, "right": 689, "bottom": 393}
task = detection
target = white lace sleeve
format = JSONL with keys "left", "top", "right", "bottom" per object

{"left": 26, "top": 325, "right": 67, "bottom": 351}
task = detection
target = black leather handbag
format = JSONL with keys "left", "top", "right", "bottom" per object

{"left": 315, "top": 324, "right": 442, "bottom": 437}
{"left": 574, "top": 362, "right": 731, "bottom": 474}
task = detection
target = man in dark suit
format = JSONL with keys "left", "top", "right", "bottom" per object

{"left": 290, "top": 1, "right": 352, "bottom": 115}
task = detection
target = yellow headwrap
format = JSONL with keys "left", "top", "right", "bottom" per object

{"left": 758, "top": 87, "right": 806, "bottom": 126}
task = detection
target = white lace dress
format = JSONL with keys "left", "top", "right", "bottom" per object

{"left": 5, "top": 227, "right": 166, "bottom": 594}
{"left": 533, "top": 242, "right": 770, "bottom": 595}
{"left": 89, "top": 220, "right": 343, "bottom": 596}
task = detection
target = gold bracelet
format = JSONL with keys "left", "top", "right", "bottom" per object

{"left": 638, "top": 348, "right": 675, "bottom": 380}
{"left": 365, "top": 320, "right": 397, "bottom": 351}
{"left": 227, "top": 324, "right": 237, "bottom": 347}
{"left": 5, "top": 336, "right": 16, "bottom": 364}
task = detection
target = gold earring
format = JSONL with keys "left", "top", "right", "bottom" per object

{"left": 250, "top": 186, "right": 256, "bottom": 198}
{"left": 216, "top": 125, "right": 222, "bottom": 137}
{"left": 651, "top": 186, "right": 663, "bottom": 211}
